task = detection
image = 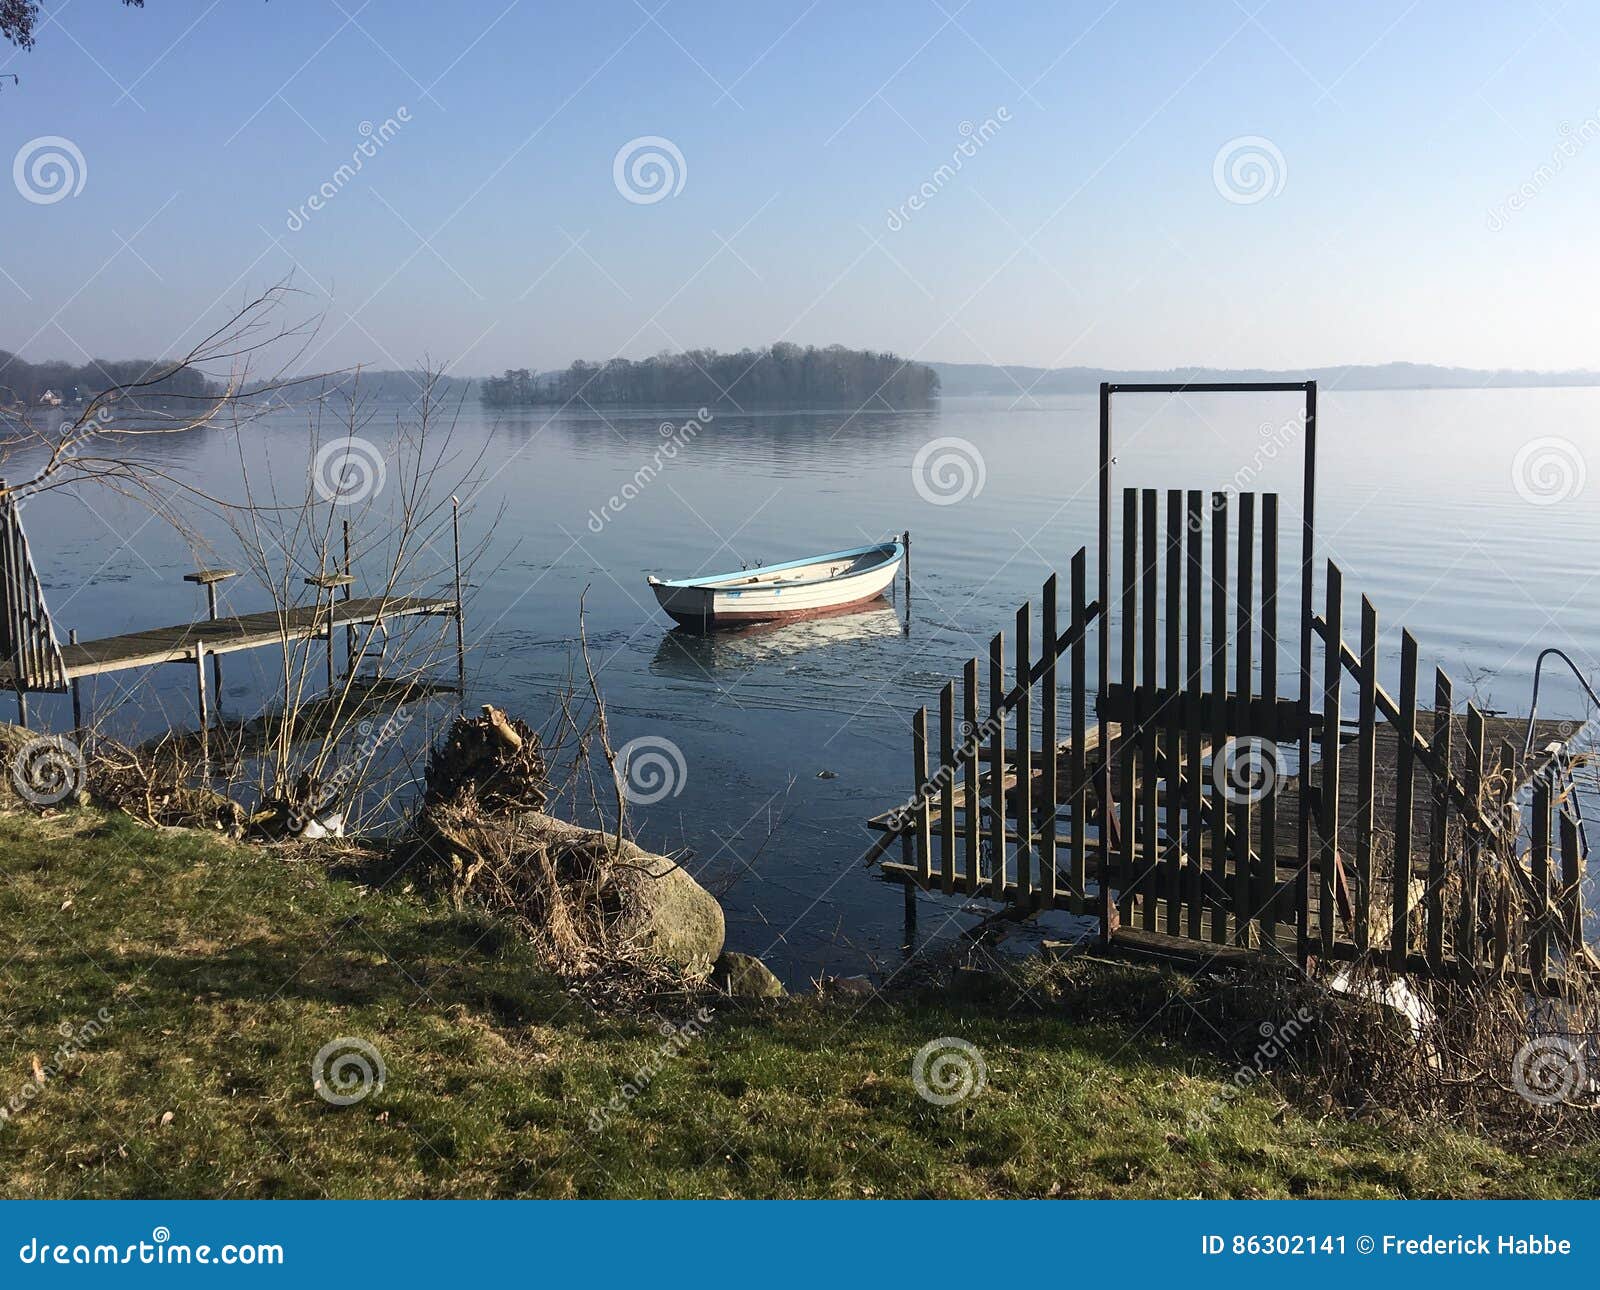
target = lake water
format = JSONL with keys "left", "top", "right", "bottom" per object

{"left": 13, "top": 388, "right": 1600, "bottom": 983}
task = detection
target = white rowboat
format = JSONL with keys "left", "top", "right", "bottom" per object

{"left": 647, "top": 540, "right": 903, "bottom": 630}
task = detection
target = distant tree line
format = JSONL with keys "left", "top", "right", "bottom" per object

{"left": 480, "top": 344, "right": 939, "bottom": 409}
{"left": 0, "top": 352, "right": 217, "bottom": 407}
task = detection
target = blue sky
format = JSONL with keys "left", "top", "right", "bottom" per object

{"left": 3, "top": 0, "right": 1599, "bottom": 375}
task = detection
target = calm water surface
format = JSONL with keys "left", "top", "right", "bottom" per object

{"left": 17, "top": 389, "right": 1600, "bottom": 982}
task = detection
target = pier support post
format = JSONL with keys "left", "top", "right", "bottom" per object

{"left": 194, "top": 647, "right": 210, "bottom": 771}
{"left": 302, "top": 573, "right": 353, "bottom": 696}
{"left": 184, "top": 570, "right": 239, "bottom": 716}
{"left": 205, "top": 583, "right": 225, "bottom": 711}
{"left": 343, "top": 520, "right": 358, "bottom": 671}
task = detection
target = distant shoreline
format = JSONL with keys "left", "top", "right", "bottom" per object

{"left": 931, "top": 361, "right": 1600, "bottom": 396}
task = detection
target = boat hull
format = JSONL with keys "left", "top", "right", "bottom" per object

{"left": 649, "top": 545, "right": 902, "bottom": 630}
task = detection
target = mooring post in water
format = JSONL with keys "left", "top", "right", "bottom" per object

{"left": 901, "top": 528, "right": 911, "bottom": 636}
{"left": 451, "top": 496, "right": 467, "bottom": 707}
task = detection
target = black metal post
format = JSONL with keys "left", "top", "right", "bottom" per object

{"left": 1097, "top": 382, "right": 1113, "bottom": 941}
{"left": 1297, "top": 380, "right": 1318, "bottom": 967}
{"left": 901, "top": 528, "right": 911, "bottom": 636}
{"left": 68, "top": 628, "right": 82, "bottom": 734}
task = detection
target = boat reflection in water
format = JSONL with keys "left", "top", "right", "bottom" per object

{"left": 650, "top": 602, "right": 904, "bottom": 682}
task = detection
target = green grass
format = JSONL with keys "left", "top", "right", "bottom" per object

{"left": 0, "top": 807, "right": 1593, "bottom": 1198}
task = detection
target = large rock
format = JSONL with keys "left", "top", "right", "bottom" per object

{"left": 488, "top": 811, "right": 724, "bottom": 976}
{"left": 603, "top": 834, "right": 725, "bottom": 976}
{"left": 712, "top": 951, "right": 785, "bottom": 999}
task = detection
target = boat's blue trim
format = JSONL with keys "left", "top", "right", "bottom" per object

{"left": 654, "top": 540, "right": 902, "bottom": 591}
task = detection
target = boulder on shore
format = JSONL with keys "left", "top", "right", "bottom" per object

{"left": 417, "top": 806, "right": 726, "bottom": 977}
{"left": 712, "top": 951, "right": 785, "bottom": 999}
{"left": 415, "top": 710, "right": 725, "bottom": 977}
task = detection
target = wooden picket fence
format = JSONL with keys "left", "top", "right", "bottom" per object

{"left": 869, "top": 485, "right": 1595, "bottom": 993}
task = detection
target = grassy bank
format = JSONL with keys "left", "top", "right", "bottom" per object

{"left": 0, "top": 808, "right": 1592, "bottom": 1198}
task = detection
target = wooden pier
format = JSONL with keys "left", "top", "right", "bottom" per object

{"left": 1, "top": 484, "right": 467, "bottom": 734}
{"left": 1, "top": 595, "right": 457, "bottom": 685}
{"left": 867, "top": 382, "right": 1595, "bottom": 993}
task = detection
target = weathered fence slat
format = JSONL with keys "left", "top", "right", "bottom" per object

{"left": 963, "top": 656, "right": 981, "bottom": 896}
{"left": 1041, "top": 575, "right": 1060, "bottom": 907}
{"left": 1428, "top": 670, "right": 1452, "bottom": 968}
{"left": 1140, "top": 489, "right": 1159, "bottom": 931}
{"left": 987, "top": 632, "right": 1006, "bottom": 901}
{"left": 1259, "top": 493, "right": 1279, "bottom": 942}
{"left": 1070, "top": 551, "right": 1088, "bottom": 913}
{"left": 1233, "top": 491, "right": 1256, "bottom": 945}
{"left": 1015, "top": 603, "right": 1034, "bottom": 904}
{"left": 1459, "top": 703, "right": 1487, "bottom": 974}
{"left": 1320, "top": 560, "right": 1344, "bottom": 955}
{"left": 1075, "top": 556, "right": 1088, "bottom": 921}
{"left": 1531, "top": 774, "right": 1552, "bottom": 985}
{"left": 1119, "top": 489, "right": 1138, "bottom": 922}
{"left": 1209, "top": 491, "right": 1229, "bottom": 943}
{"left": 1355, "top": 597, "right": 1378, "bottom": 955}
{"left": 1559, "top": 808, "right": 1582, "bottom": 963}
{"left": 1164, "top": 489, "right": 1184, "bottom": 935}
{"left": 1184, "top": 489, "right": 1205, "bottom": 941}
{"left": 1391, "top": 631, "right": 1419, "bottom": 970}
{"left": 939, "top": 681, "right": 956, "bottom": 895}
{"left": 912, "top": 706, "right": 932, "bottom": 885}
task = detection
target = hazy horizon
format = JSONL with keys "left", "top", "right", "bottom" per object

{"left": 5, "top": 2, "right": 1600, "bottom": 378}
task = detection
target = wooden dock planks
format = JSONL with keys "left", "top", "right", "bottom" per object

{"left": 0, "top": 594, "right": 459, "bottom": 683}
